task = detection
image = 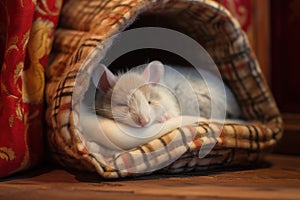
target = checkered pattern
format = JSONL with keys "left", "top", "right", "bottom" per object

{"left": 46, "top": 0, "right": 283, "bottom": 178}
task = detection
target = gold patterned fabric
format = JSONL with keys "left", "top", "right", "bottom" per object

{"left": 46, "top": 0, "right": 282, "bottom": 178}
{"left": 0, "top": 0, "right": 62, "bottom": 178}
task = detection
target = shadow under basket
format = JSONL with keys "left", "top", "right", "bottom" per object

{"left": 45, "top": 0, "right": 283, "bottom": 178}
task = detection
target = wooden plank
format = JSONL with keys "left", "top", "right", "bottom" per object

{"left": 274, "top": 113, "right": 300, "bottom": 154}
{"left": 0, "top": 154, "right": 299, "bottom": 200}
{"left": 252, "top": 0, "right": 270, "bottom": 85}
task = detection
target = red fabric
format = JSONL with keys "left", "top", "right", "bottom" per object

{"left": 0, "top": 0, "right": 62, "bottom": 178}
{"left": 215, "top": 0, "right": 254, "bottom": 55}
{"left": 216, "top": 0, "right": 252, "bottom": 32}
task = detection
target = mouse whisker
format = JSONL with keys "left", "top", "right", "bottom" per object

{"left": 112, "top": 115, "right": 128, "bottom": 119}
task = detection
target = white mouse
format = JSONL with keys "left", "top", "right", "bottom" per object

{"left": 93, "top": 61, "right": 180, "bottom": 127}
{"left": 93, "top": 60, "right": 242, "bottom": 127}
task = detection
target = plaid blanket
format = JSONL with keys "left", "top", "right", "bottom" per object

{"left": 46, "top": 0, "right": 283, "bottom": 178}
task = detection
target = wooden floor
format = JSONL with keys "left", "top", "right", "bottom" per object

{"left": 0, "top": 154, "right": 299, "bottom": 200}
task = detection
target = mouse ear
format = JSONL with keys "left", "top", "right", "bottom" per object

{"left": 142, "top": 60, "right": 164, "bottom": 84}
{"left": 92, "top": 64, "right": 117, "bottom": 92}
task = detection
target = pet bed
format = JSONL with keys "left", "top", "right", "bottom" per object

{"left": 46, "top": 0, "right": 283, "bottom": 178}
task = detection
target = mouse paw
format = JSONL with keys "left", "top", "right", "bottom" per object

{"left": 156, "top": 113, "right": 171, "bottom": 123}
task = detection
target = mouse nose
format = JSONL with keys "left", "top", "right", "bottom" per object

{"left": 138, "top": 117, "right": 149, "bottom": 127}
